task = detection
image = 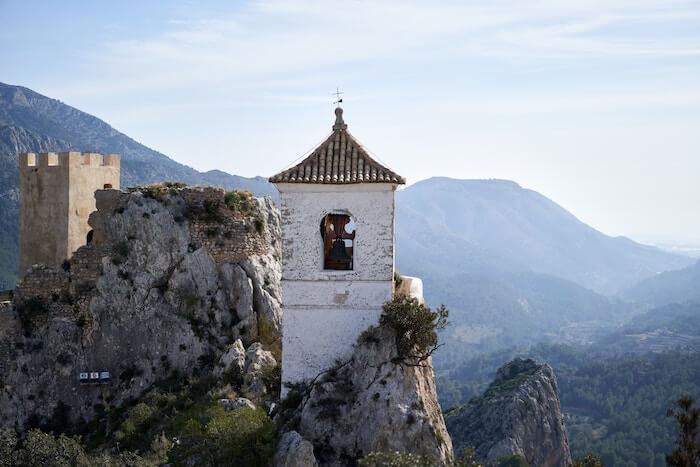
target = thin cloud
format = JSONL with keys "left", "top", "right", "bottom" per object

{"left": 52, "top": 0, "right": 700, "bottom": 99}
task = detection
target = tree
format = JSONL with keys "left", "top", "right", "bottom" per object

{"left": 666, "top": 396, "right": 700, "bottom": 467}
{"left": 572, "top": 453, "right": 604, "bottom": 467}
{"left": 380, "top": 296, "right": 448, "bottom": 363}
{"left": 168, "top": 405, "right": 275, "bottom": 466}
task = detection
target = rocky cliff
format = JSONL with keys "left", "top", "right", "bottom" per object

{"left": 445, "top": 358, "right": 571, "bottom": 467}
{"left": 0, "top": 185, "right": 282, "bottom": 431}
{"left": 0, "top": 184, "right": 453, "bottom": 466}
{"left": 275, "top": 324, "right": 454, "bottom": 466}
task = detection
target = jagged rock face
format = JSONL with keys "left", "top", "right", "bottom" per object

{"left": 445, "top": 358, "right": 571, "bottom": 467}
{"left": 274, "top": 431, "right": 319, "bottom": 467}
{"left": 0, "top": 187, "right": 281, "bottom": 430}
{"left": 279, "top": 325, "right": 453, "bottom": 467}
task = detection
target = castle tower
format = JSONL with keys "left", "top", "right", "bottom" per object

{"left": 18, "top": 151, "right": 120, "bottom": 275}
{"left": 270, "top": 107, "right": 405, "bottom": 387}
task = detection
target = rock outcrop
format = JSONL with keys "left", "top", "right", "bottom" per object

{"left": 277, "top": 325, "right": 453, "bottom": 466}
{"left": 0, "top": 186, "right": 281, "bottom": 430}
{"left": 445, "top": 358, "right": 571, "bottom": 467}
{"left": 274, "top": 431, "right": 319, "bottom": 467}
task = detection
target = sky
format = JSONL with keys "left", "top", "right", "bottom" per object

{"left": 2, "top": 0, "right": 699, "bottom": 243}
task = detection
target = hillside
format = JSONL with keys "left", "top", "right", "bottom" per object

{"left": 595, "top": 301, "right": 700, "bottom": 354}
{"left": 622, "top": 260, "right": 700, "bottom": 306}
{"left": 0, "top": 82, "right": 275, "bottom": 288}
{"left": 396, "top": 177, "right": 691, "bottom": 295}
{"left": 395, "top": 177, "right": 690, "bottom": 365}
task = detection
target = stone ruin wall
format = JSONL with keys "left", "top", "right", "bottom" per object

{"left": 181, "top": 188, "right": 273, "bottom": 264}
{"left": 8, "top": 186, "right": 275, "bottom": 338}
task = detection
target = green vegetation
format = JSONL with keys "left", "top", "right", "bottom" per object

{"left": 380, "top": 295, "right": 448, "bottom": 361}
{"left": 571, "top": 453, "right": 604, "bottom": 467}
{"left": 665, "top": 396, "right": 700, "bottom": 466}
{"left": 493, "top": 455, "right": 528, "bottom": 467}
{"left": 393, "top": 271, "right": 403, "bottom": 289}
{"left": 224, "top": 190, "right": 253, "bottom": 213}
{"left": 0, "top": 371, "right": 276, "bottom": 467}
{"left": 440, "top": 345, "right": 700, "bottom": 466}
{"left": 258, "top": 317, "right": 281, "bottom": 361}
{"left": 0, "top": 427, "right": 155, "bottom": 466}
{"left": 358, "top": 451, "right": 434, "bottom": 466}
{"left": 169, "top": 405, "right": 274, "bottom": 466}
{"left": 128, "top": 182, "right": 187, "bottom": 203}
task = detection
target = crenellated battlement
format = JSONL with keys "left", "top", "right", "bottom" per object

{"left": 19, "top": 151, "right": 120, "bottom": 170}
{"left": 18, "top": 151, "right": 121, "bottom": 275}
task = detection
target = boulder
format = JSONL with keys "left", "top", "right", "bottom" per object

{"left": 214, "top": 339, "right": 246, "bottom": 379}
{"left": 218, "top": 397, "right": 256, "bottom": 412}
{"left": 243, "top": 342, "right": 277, "bottom": 400}
{"left": 273, "top": 431, "right": 318, "bottom": 467}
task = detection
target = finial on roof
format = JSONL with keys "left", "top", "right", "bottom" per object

{"left": 333, "top": 107, "right": 347, "bottom": 131}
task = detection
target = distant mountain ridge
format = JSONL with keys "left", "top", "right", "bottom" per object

{"left": 622, "top": 260, "right": 700, "bottom": 306}
{"left": 395, "top": 177, "right": 693, "bottom": 365}
{"left": 0, "top": 82, "right": 276, "bottom": 288}
{"left": 396, "top": 177, "right": 691, "bottom": 295}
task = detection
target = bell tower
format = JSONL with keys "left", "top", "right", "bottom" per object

{"left": 270, "top": 107, "right": 405, "bottom": 388}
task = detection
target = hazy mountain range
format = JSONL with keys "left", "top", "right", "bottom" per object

{"left": 0, "top": 82, "right": 274, "bottom": 287}
{"left": 622, "top": 259, "right": 700, "bottom": 307}
{"left": 394, "top": 177, "right": 693, "bottom": 364}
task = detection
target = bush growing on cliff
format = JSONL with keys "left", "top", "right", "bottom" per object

{"left": 129, "top": 182, "right": 186, "bottom": 203}
{"left": 380, "top": 296, "right": 448, "bottom": 362}
{"left": 224, "top": 190, "right": 253, "bottom": 212}
{"left": 168, "top": 405, "right": 274, "bottom": 466}
{"left": 358, "top": 451, "right": 434, "bottom": 466}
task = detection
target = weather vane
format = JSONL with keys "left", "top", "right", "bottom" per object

{"left": 332, "top": 87, "right": 344, "bottom": 106}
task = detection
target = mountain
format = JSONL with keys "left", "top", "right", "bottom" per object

{"left": 622, "top": 260, "right": 700, "bottom": 307}
{"left": 0, "top": 82, "right": 276, "bottom": 289}
{"left": 595, "top": 301, "right": 700, "bottom": 354}
{"left": 395, "top": 177, "right": 690, "bottom": 365}
{"left": 445, "top": 358, "right": 571, "bottom": 466}
{"left": 396, "top": 177, "right": 692, "bottom": 296}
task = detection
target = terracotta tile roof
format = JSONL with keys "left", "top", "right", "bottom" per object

{"left": 269, "top": 108, "right": 405, "bottom": 184}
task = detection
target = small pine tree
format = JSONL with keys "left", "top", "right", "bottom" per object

{"left": 666, "top": 395, "right": 700, "bottom": 467}
{"left": 572, "top": 453, "right": 604, "bottom": 467}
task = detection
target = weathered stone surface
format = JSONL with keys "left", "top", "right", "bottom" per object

{"left": 0, "top": 187, "right": 281, "bottom": 430}
{"left": 274, "top": 431, "right": 319, "bottom": 467}
{"left": 218, "top": 397, "right": 256, "bottom": 412}
{"left": 214, "top": 338, "right": 246, "bottom": 379}
{"left": 445, "top": 358, "right": 571, "bottom": 467}
{"left": 243, "top": 342, "right": 277, "bottom": 401}
{"left": 282, "top": 325, "right": 453, "bottom": 466}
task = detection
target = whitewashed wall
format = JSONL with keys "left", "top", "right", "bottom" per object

{"left": 275, "top": 183, "right": 397, "bottom": 388}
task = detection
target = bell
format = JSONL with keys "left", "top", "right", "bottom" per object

{"left": 330, "top": 237, "right": 350, "bottom": 261}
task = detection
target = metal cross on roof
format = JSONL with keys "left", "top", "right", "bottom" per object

{"left": 332, "top": 87, "right": 344, "bottom": 106}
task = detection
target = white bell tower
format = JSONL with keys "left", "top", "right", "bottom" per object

{"left": 270, "top": 107, "right": 405, "bottom": 388}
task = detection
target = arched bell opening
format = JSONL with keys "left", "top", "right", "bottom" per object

{"left": 320, "top": 212, "right": 355, "bottom": 270}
